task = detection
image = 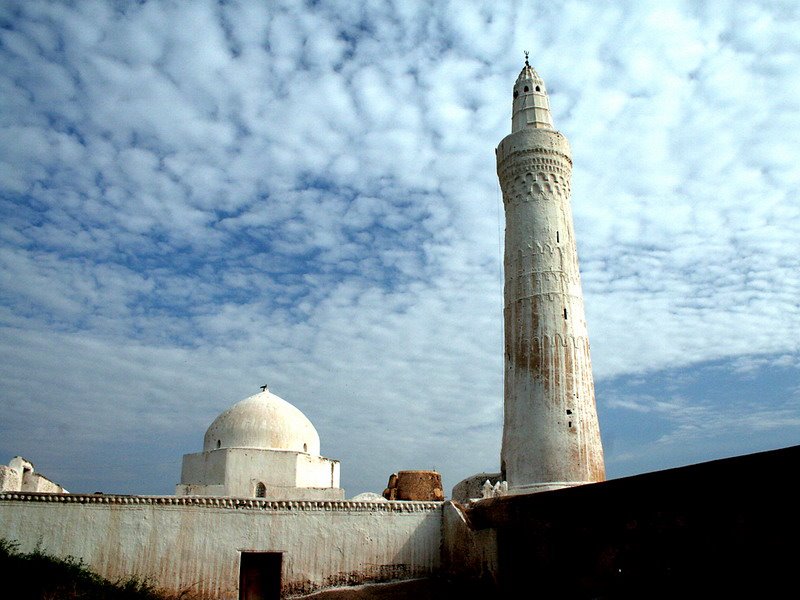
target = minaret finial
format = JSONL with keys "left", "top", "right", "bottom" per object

{"left": 524, "top": 50, "right": 530, "bottom": 66}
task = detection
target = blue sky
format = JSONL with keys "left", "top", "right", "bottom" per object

{"left": 0, "top": 0, "right": 798, "bottom": 496}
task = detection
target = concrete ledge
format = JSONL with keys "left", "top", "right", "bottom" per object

{"left": 469, "top": 445, "right": 800, "bottom": 529}
{"left": 506, "top": 480, "right": 587, "bottom": 494}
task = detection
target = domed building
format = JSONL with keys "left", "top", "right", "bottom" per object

{"left": 175, "top": 387, "right": 343, "bottom": 500}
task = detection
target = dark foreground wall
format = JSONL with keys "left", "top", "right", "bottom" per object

{"left": 467, "top": 446, "right": 800, "bottom": 599}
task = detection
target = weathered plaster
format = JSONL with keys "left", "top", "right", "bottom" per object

{"left": 177, "top": 448, "right": 342, "bottom": 499}
{"left": 0, "top": 466, "right": 21, "bottom": 492}
{"left": 497, "top": 63, "right": 605, "bottom": 492}
{"left": 441, "top": 502, "right": 498, "bottom": 586}
{"left": 0, "top": 456, "right": 66, "bottom": 493}
{"left": 0, "top": 493, "right": 441, "bottom": 599}
{"left": 451, "top": 472, "right": 503, "bottom": 503}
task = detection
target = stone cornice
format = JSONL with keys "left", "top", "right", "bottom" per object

{"left": 0, "top": 493, "right": 442, "bottom": 513}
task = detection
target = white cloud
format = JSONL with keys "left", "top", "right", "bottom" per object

{"left": 1, "top": 0, "right": 799, "bottom": 495}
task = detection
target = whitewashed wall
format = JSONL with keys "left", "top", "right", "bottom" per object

{"left": 0, "top": 466, "right": 21, "bottom": 491}
{"left": 0, "top": 493, "right": 442, "bottom": 598}
{"left": 441, "top": 502, "right": 498, "bottom": 585}
{"left": 1, "top": 458, "right": 67, "bottom": 493}
{"left": 177, "top": 448, "right": 343, "bottom": 500}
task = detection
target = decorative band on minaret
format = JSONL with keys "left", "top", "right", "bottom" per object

{"left": 497, "top": 58, "right": 605, "bottom": 493}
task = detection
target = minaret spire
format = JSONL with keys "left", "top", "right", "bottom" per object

{"left": 511, "top": 55, "right": 553, "bottom": 132}
{"left": 497, "top": 59, "right": 605, "bottom": 494}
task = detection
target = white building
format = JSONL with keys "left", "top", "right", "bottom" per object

{"left": 176, "top": 387, "right": 343, "bottom": 501}
{"left": 0, "top": 456, "right": 67, "bottom": 494}
{"left": 496, "top": 55, "right": 605, "bottom": 493}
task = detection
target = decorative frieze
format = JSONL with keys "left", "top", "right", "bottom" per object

{"left": 0, "top": 492, "right": 442, "bottom": 513}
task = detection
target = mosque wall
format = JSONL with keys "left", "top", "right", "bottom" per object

{"left": 20, "top": 472, "right": 65, "bottom": 493}
{"left": 441, "top": 502, "right": 498, "bottom": 586}
{"left": 0, "top": 493, "right": 442, "bottom": 599}
{"left": 0, "top": 466, "right": 21, "bottom": 491}
{"left": 295, "top": 453, "right": 339, "bottom": 489}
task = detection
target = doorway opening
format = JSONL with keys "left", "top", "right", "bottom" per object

{"left": 239, "top": 552, "right": 282, "bottom": 600}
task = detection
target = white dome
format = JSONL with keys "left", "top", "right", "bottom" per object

{"left": 203, "top": 389, "right": 321, "bottom": 455}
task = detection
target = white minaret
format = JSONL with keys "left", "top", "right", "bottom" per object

{"left": 497, "top": 55, "right": 605, "bottom": 493}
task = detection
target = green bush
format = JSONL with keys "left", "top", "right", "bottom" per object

{"left": 0, "top": 539, "right": 174, "bottom": 599}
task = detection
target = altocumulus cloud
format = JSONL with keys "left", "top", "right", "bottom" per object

{"left": 0, "top": 0, "right": 798, "bottom": 495}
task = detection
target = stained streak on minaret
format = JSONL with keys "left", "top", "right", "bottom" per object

{"left": 497, "top": 57, "right": 605, "bottom": 493}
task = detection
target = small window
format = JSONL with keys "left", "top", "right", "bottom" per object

{"left": 566, "top": 409, "right": 572, "bottom": 415}
{"left": 556, "top": 231, "right": 560, "bottom": 243}
{"left": 255, "top": 482, "right": 266, "bottom": 498}
{"left": 564, "top": 308, "right": 568, "bottom": 320}
{"left": 535, "top": 85, "right": 541, "bottom": 92}
{"left": 216, "top": 439, "right": 221, "bottom": 449}
{"left": 523, "top": 85, "right": 529, "bottom": 92}
{"left": 303, "top": 443, "right": 308, "bottom": 453}
{"left": 568, "top": 421, "right": 573, "bottom": 428}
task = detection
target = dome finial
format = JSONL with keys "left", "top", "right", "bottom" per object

{"left": 524, "top": 50, "right": 530, "bottom": 66}
{"left": 260, "top": 384, "right": 268, "bottom": 392}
